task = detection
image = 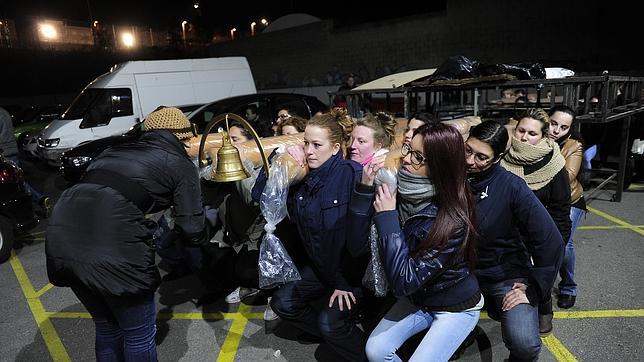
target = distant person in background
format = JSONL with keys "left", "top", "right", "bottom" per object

{"left": 333, "top": 73, "right": 356, "bottom": 109}
{"left": 0, "top": 105, "right": 51, "bottom": 216}
{"left": 272, "top": 108, "right": 292, "bottom": 135}
{"left": 245, "top": 105, "right": 259, "bottom": 123}
{"left": 277, "top": 116, "right": 307, "bottom": 135}
{"left": 404, "top": 113, "right": 437, "bottom": 145}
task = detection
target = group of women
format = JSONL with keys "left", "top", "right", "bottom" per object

{"left": 252, "top": 104, "right": 585, "bottom": 361}
{"left": 46, "top": 100, "right": 587, "bottom": 361}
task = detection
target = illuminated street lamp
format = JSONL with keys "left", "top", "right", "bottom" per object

{"left": 121, "top": 32, "right": 135, "bottom": 48}
{"left": 260, "top": 18, "right": 269, "bottom": 26}
{"left": 181, "top": 20, "right": 188, "bottom": 47}
{"left": 250, "top": 21, "right": 256, "bottom": 36}
{"left": 93, "top": 20, "right": 98, "bottom": 27}
{"left": 230, "top": 27, "right": 236, "bottom": 40}
{"left": 39, "top": 23, "right": 58, "bottom": 40}
{"left": 193, "top": 2, "right": 199, "bottom": 9}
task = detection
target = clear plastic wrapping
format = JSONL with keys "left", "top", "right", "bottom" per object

{"left": 257, "top": 156, "right": 301, "bottom": 289}
{"left": 362, "top": 167, "right": 397, "bottom": 297}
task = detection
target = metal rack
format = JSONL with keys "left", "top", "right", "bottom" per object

{"left": 335, "top": 74, "right": 644, "bottom": 201}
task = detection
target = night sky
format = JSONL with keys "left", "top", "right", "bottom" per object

{"left": 2, "top": 1, "right": 446, "bottom": 35}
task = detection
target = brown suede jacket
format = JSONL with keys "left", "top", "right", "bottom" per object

{"left": 560, "top": 137, "right": 584, "bottom": 204}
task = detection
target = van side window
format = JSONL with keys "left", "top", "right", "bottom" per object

{"left": 80, "top": 88, "right": 133, "bottom": 128}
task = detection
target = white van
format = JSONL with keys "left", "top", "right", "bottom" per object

{"left": 38, "top": 57, "right": 256, "bottom": 165}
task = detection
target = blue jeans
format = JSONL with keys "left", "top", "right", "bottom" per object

{"left": 481, "top": 278, "right": 540, "bottom": 361}
{"left": 71, "top": 285, "right": 157, "bottom": 362}
{"left": 559, "top": 206, "right": 585, "bottom": 296}
{"left": 365, "top": 297, "right": 480, "bottom": 362}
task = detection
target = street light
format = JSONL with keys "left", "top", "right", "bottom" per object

{"left": 121, "top": 32, "right": 135, "bottom": 47}
{"left": 39, "top": 23, "right": 58, "bottom": 40}
{"left": 181, "top": 20, "right": 188, "bottom": 47}
{"left": 260, "top": 18, "right": 269, "bottom": 26}
{"left": 250, "top": 22, "right": 256, "bottom": 36}
{"left": 230, "top": 27, "right": 236, "bottom": 40}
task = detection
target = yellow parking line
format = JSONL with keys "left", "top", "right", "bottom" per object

{"left": 9, "top": 251, "right": 71, "bottom": 362}
{"left": 35, "top": 283, "right": 54, "bottom": 297}
{"left": 542, "top": 334, "right": 578, "bottom": 362}
{"left": 587, "top": 206, "right": 644, "bottom": 236}
{"left": 555, "top": 309, "right": 644, "bottom": 318}
{"left": 579, "top": 225, "right": 644, "bottom": 230}
{"left": 49, "top": 310, "right": 266, "bottom": 321}
{"left": 217, "top": 303, "right": 253, "bottom": 362}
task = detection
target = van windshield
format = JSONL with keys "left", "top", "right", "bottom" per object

{"left": 62, "top": 89, "right": 102, "bottom": 120}
{"left": 62, "top": 88, "right": 133, "bottom": 121}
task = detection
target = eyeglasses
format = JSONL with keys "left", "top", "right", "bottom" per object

{"left": 464, "top": 145, "right": 493, "bottom": 166}
{"left": 278, "top": 113, "right": 291, "bottom": 120}
{"left": 401, "top": 143, "right": 425, "bottom": 166}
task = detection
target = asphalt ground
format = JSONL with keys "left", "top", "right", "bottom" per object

{"left": 1, "top": 156, "right": 643, "bottom": 361}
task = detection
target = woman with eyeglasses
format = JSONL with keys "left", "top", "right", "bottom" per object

{"left": 501, "top": 108, "right": 570, "bottom": 335}
{"left": 272, "top": 108, "right": 292, "bottom": 135}
{"left": 465, "top": 121, "right": 563, "bottom": 361}
{"left": 350, "top": 123, "right": 482, "bottom": 361}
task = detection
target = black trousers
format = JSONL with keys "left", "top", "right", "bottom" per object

{"left": 200, "top": 243, "right": 260, "bottom": 293}
{"left": 270, "top": 265, "right": 366, "bottom": 361}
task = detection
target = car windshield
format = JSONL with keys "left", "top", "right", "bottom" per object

{"left": 61, "top": 89, "right": 102, "bottom": 120}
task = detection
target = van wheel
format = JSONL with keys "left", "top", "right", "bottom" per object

{"left": 0, "top": 216, "right": 15, "bottom": 263}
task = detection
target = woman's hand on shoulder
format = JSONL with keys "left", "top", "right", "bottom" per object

{"left": 286, "top": 145, "right": 306, "bottom": 167}
{"left": 374, "top": 184, "right": 396, "bottom": 212}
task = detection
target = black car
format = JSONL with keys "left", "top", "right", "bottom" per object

{"left": 59, "top": 93, "right": 327, "bottom": 183}
{"left": 0, "top": 155, "right": 38, "bottom": 263}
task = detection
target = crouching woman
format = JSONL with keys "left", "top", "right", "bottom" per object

{"left": 353, "top": 123, "right": 482, "bottom": 361}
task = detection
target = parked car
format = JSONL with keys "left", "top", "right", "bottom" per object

{"left": 59, "top": 93, "right": 327, "bottom": 183}
{"left": 0, "top": 155, "right": 38, "bottom": 263}
{"left": 13, "top": 105, "right": 65, "bottom": 149}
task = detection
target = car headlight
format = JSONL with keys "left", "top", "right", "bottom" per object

{"left": 69, "top": 156, "right": 92, "bottom": 167}
{"left": 44, "top": 138, "right": 60, "bottom": 148}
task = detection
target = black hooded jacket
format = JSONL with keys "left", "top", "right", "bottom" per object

{"left": 46, "top": 130, "right": 207, "bottom": 296}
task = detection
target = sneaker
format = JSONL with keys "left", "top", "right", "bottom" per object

{"left": 263, "top": 298, "right": 279, "bottom": 321}
{"left": 539, "top": 312, "right": 553, "bottom": 335}
{"left": 224, "top": 286, "right": 260, "bottom": 304}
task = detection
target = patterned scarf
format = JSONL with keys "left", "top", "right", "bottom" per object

{"left": 501, "top": 137, "right": 565, "bottom": 190}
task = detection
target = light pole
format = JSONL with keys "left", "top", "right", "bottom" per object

{"left": 250, "top": 22, "right": 256, "bottom": 37}
{"left": 181, "top": 20, "right": 187, "bottom": 47}
{"left": 230, "top": 27, "right": 236, "bottom": 40}
{"left": 260, "top": 18, "right": 268, "bottom": 26}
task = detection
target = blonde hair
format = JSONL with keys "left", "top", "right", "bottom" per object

{"left": 355, "top": 111, "right": 397, "bottom": 148}
{"left": 519, "top": 108, "right": 550, "bottom": 134}
{"left": 307, "top": 107, "right": 353, "bottom": 147}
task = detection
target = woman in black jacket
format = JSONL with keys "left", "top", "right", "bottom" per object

{"left": 467, "top": 121, "right": 564, "bottom": 360}
{"left": 352, "top": 123, "right": 481, "bottom": 361}
{"left": 501, "top": 108, "right": 571, "bottom": 334}
{"left": 46, "top": 107, "right": 208, "bottom": 361}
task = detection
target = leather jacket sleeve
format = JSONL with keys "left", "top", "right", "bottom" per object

{"left": 373, "top": 210, "right": 462, "bottom": 297}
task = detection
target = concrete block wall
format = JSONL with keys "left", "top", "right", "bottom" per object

{"left": 208, "top": 0, "right": 636, "bottom": 90}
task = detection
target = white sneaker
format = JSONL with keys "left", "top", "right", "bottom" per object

{"left": 225, "top": 286, "right": 260, "bottom": 304}
{"left": 264, "top": 297, "right": 279, "bottom": 321}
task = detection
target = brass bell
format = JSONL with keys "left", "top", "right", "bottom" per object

{"left": 211, "top": 130, "right": 251, "bottom": 182}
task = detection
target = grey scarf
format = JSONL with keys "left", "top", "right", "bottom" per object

{"left": 397, "top": 169, "right": 435, "bottom": 223}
